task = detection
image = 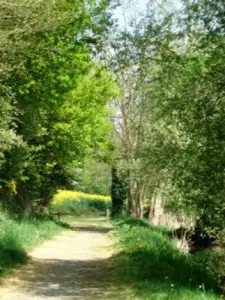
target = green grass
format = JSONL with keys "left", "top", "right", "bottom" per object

{"left": 110, "top": 217, "right": 223, "bottom": 300}
{"left": 0, "top": 213, "right": 64, "bottom": 276}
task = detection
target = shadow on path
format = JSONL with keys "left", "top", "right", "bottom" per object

{"left": 72, "top": 226, "right": 111, "bottom": 234}
{"left": 16, "top": 258, "right": 115, "bottom": 299}
{"left": 0, "top": 218, "right": 130, "bottom": 300}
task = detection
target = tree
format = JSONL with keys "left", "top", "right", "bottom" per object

{"left": 0, "top": 0, "right": 118, "bottom": 213}
{"left": 135, "top": 0, "right": 225, "bottom": 239}
{"left": 108, "top": 1, "right": 171, "bottom": 219}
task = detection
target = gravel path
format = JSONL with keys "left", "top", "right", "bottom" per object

{"left": 0, "top": 218, "right": 131, "bottom": 300}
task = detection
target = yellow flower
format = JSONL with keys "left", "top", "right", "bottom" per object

{"left": 52, "top": 190, "right": 111, "bottom": 206}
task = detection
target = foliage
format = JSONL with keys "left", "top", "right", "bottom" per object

{"left": 109, "top": 30, "right": 152, "bottom": 218}
{"left": 140, "top": 1, "right": 225, "bottom": 239}
{"left": 0, "top": 0, "right": 117, "bottom": 213}
{"left": 109, "top": 0, "right": 225, "bottom": 244}
{"left": 111, "top": 218, "right": 222, "bottom": 299}
{"left": 68, "top": 160, "right": 112, "bottom": 196}
{"left": 51, "top": 190, "right": 111, "bottom": 214}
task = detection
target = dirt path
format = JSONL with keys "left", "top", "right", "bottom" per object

{"left": 0, "top": 218, "right": 132, "bottom": 300}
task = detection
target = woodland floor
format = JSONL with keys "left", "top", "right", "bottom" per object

{"left": 0, "top": 217, "right": 134, "bottom": 300}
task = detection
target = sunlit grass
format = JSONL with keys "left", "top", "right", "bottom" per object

{"left": 0, "top": 212, "right": 63, "bottom": 276}
{"left": 110, "top": 217, "right": 223, "bottom": 300}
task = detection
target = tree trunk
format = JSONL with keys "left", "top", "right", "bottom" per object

{"left": 148, "top": 185, "right": 164, "bottom": 226}
{"left": 136, "top": 183, "right": 147, "bottom": 219}
{"left": 138, "top": 188, "right": 145, "bottom": 219}
{"left": 128, "top": 174, "right": 147, "bottom": 219}
{"left": 135, "top": 194, "right": 143, "bottom": 219}
{"left": 127, "top": 169, "right": 136, "bottom": 216}
{"left": 148, "top": 189, "right": 157, "bottom": 222}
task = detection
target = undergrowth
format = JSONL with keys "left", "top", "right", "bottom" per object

{"left": 110, "top": 217, "right": 224, "bottom": 300}
{"left": 0, "top": 212, "right": 63, "bottom": 276}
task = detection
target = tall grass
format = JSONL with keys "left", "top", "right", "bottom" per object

{"left": 51, "top": 190, "right": 111, "bottom": 214}
{"left": 0, "top": 213, "right": 63, "bottom": 276}
{"left": 111, "top": 217, "right": 222, "bottom": 300}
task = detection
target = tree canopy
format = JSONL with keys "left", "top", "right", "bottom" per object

{"left": 2, "top": 0, "right": 225, "bottom": 249}
{"left": 0, "top": 0, "right": 117, "bottom": 212}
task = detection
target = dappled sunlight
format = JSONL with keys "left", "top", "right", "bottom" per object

{"left": 9, "top": 258, "right": 118, "bottom": 299}
{"left": 110, "top": 219, "right": 222, "bottom": 300}
{"left": 0, "top": 218, "right": 132, "bottom": 300}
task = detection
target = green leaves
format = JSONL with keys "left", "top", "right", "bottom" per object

{"left": 0, "top": 0, "right": 117, "bottom": 212}
{"left": 109, "top": 0, "right": 225, "bottom": 242}
{"left": 139, "top": 1, "right": 225, "bottom": 238}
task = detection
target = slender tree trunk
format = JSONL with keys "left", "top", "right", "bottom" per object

{"left": 135, "top": 194, "right": 143, "bottom": 219}
{"left": 127, "top": 188, "right": 135, "bottom": 216}
{"left": 148, "top": 189, "right": 157, "bottom": 222}
{"left": 127, "top": 169, "right": 136, "bottom": 216}
{"left": 148, "top": 183, "right": 164, "bottom": 225}
{"left": 138, "top": 187, "right": 145, "bottom": 219}
{"left": 128, "top": 175, "right": 148, "bottom": 219}
{"left": 136, "top": 184, "right": 147, "bottom": 219}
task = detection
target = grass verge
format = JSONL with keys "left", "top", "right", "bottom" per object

{"left": 110, "top": 217, "right": 223, "bottom": 300}
{"left": 0, "top": 212, "right": 64, "bottom": 276}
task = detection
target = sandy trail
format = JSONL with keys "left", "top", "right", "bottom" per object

{"left": 0, "top": 218, "right": 131, "bottom": 300}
